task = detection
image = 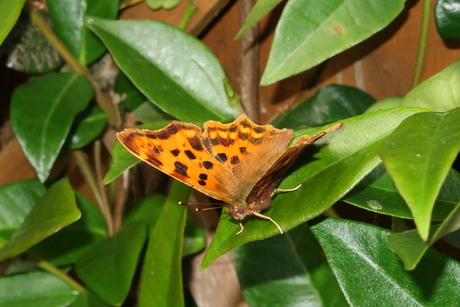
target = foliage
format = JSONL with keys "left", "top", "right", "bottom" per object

{"left": 0, "top": 0, "right": 459, "bottom": 306}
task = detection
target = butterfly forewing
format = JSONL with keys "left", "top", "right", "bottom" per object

{"left": 117, "top": 121, "right": 237, "bottom": 204}
{"left": 202, "top": 114, "right": 293, "bottom": 203}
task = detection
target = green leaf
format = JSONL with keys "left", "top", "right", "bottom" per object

{"left": 272, "top": 84, "right": 376, "bottom": 129}
{"left": 124, "top": 194, "right": 166, "bottom": 229}
{"left": 115, "top": 72, "right": 147, "bottom": 112}
{"left": 70, "top": 105, "right": 108, "bottom": 149}
{"left": 0, "top": 179, "right": 45, "bottom": 241}
{"left": 365, "top": 96, "right": 404, "bottom": 113}
{"left": 233, "top": 231, "right": 323, "bottom": 306}
{"left": 0, "top": 179, "right": 80, "bottom": 262}
{"left": 401, "top": 59, "right": 460, "bottom": 111}
{"left": 71, "top": 290, "right": 110, "bottom": 307}
{"left": 0, "top": 0, "right": 26, "bottom": 45}
{"left": 201, "top": 107, "right": 426, "bottom": 269}
{"left": 261, "top": 0, "right": 405, "bottom": 85}
{"left": 132, "top": 102, "right": 175, "bottom": 124}
{"left": 344, "top": 165, "right": 460, "bottom": 221}
{"left": 4, "top": 13, "right": 63, "bottom": 73}
{"left": 0, "top": 271, "right": 78, "bottom": 307}
{"left": 388, "top": 170, "right": 460, "bottom": 270}
{"left": 47, "top": 0, "right": 118, "bottom": 65}
{"left": 235, "top": 0, "right": 283, "bottom": 39}
{"left": 183, "top": 217, "right": 205, "bottom": 257}
{"left": 380, "top": 108, "right": 460, "bottom": 239}
{"left": 85, "top": 17, "right": 237, "bottom": 122}
{"left": 435, "top": 0, "right": 460, "bottom": 40}
{"left": 124, "top": 194, "right": 204, "bottom": 257}
{"left": 103, "top": 121, "right": 172, "bottom": 184}
{"left": 311, "top": 217, "right": 460, "bottom": 306}
{"left": 289, "top": 224, "right": 348, "bottom": 306}
{"left": 11, "top": 73, "right": 93, "bottom": 182}
{"left": 76, "top": 222, "right": 147, "bottom": 306}
{"left": 139, "top": 181, "right": 190, "bottom": 307}
{"left": 31, "top": 191, "right": 106, "bottom": 265}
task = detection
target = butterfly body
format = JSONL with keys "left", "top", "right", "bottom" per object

{"left": 117, "top": 114, "right": 342, "bottom": 234}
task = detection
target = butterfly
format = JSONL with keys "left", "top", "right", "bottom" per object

{"left": 117, "top": 114, "right": 343, "bottom": 235}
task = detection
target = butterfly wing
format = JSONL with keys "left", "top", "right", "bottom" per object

{"left": 202, "top": 114, "right": 294, "bottom": 204}
{"left": 246, "top": 122, "right": 344, "bottom": 211}
{"left": 117, "top": 121, "right": 238, "bottom": 204}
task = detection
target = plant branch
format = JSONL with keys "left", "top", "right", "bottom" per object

{"left": 73, "top": 150, "right": 114, "bottom": 236}
{"left": 28, "top": 6, "right": 121, "bottom": 127}
{"left": 411, "top": 0, "right": 431, "bottom": 88}
{"left": 238, "top": 0, "right": 260, "bottom": 123}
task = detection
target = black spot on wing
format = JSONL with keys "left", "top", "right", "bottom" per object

{"left": 199, "top": 174, "right": 208, "bottom": 180}
{"left": 203, "top": 161, "right": 213, "bottom": 169}
{"left": 189, "top": 136, "right": 204, "bottom": 151}
{"left": 230, "top": 156, "right": 240, "bottom": 165}
{"left": 174, "top": 161, "right": 188, "bottom": 177}
{"left": 216, "top": 153, "right": 228, "bottom": 163}
{"left": 184, "top": 150, "right": 196, "bottom": 160}
{"left": 170, "top": 149, "right": 180, "bottom": 156}
{"left": 198, "top": 180, "right": 206, "bottom": 186}
{"left": 239, "top": 147, "right": 247, "bottom": 154}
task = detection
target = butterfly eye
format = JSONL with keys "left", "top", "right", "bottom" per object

{"left": 237, "top": 206, "right": 245, "bottom": 214}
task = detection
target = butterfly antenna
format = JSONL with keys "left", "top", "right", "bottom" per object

{"left": 275, "top": 184, "right": 302, "bottom": 193}
{"left": 253, "top": 212, "right": 284, "bottom": 234}
{"left": 178, "top": 202, "right": 226, "bottom": 212}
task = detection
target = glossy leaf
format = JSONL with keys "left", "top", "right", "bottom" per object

{"left": 289, "top": 224, "right": 348, "bottom": 306}
{"left": 132, "top": 102, "right": 175, "bottom": 124}
{"left": 11, "top": 73, "right": 93, "bottom": 182}
{"left": 235, "top": 0, "right": 283, "bottom": 39}
{"left": 115, "top": 72, "right": 147, "bottom": 112}
{"left": 435, "top": 0, "right": 460, "bottom": 40}
{"left": 103, "top": 121, "right": 171, "bottom": 184}
{"left": 31, "top": 192, "right": 106, "bottom": 265}
{"left": 202, "top": 107, "right": 426, "bottom": 269}
{"left": 401, "top": 59, "right": 460, "bottom": 111}
{"left": 124, "top": 194, "right": 205, "bottom": 257}
{"left": 311, "top": 217, "right": 460, "bottom": 306}
{"left": 0, "top": 271, "right": 78, "bottom": 307}
{"left": 344, "top": 166, "right": 460, "bottom": 221}
{"left": 139, "top": 181, "right": 190, "bottom": 307}
{"left": 261, "top": 0, "right": 405, "bottom": 85}
{"left": 365, "top": 96, "right": 404, "bottom": 113}
{"left": 233, "top": 231, "right": 323, "bottom": 306}
{"left": 272, "top": 84, "right": 375, "bottom": 129}
{"left": 70, "top": 105, "right": 108, "bottom": 149}
{"left": 0, "top": 0, "right": 26, "bottom": 45}
{"left": 86, "top": 17, "right": 237, "bottom": 122}
{"left": 71, "top": 290, "right": 109, "bottom": 307}
{"left": 76, "top": 222, "right": 147, "bottom": 306}
{"left": 47, "top": 0, "right": 118, "bottom": 65}
{"left": 388, "top": 170, "right": 460, "bottom": 269}
{"left": 380, "top": 108, "right": 460, "bottom": 239}
{"left": 0, "top": 179, "right": 80, "bottom": 262}
{"left": 5, "top": 13, "right": 63, "bottom": 73}
{"left": 0, "top": 179, "right": 45, "bottom": 241}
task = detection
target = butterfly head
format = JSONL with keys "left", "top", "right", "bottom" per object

{"left": 225, "top": 205, "right": 251, "bottom": 220}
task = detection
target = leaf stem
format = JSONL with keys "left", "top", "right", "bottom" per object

{"left": 28, "top": 6, "right": 121, "bottom": 127}
{"left": 411, "top": 0, "right": 431, "bottom": 88}
{"left": 73, "top": 150, "right": 114, "bottom": 236}
{"left": 179, "top": 0, "right": 197, "bottom": 30}
{"left": 31, "top": 254, "right": 86, "bottom": 293}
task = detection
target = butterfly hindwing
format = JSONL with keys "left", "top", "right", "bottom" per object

{"left": 117, "top": 121, "right": 238, "bottom": 204}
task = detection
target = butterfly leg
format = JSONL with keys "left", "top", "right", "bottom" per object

{"left": 275, "top": 184, "right": 302, "bottom": 193}
{"left": 236, "top": 223, "right": 244, "bottom": 235}
{"left": 253, "top": 212, "right": 284, "bottom": 234}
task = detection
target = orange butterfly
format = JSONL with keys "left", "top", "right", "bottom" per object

{"left": 117, "top": 114, "right": 342, "bottom": 234}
